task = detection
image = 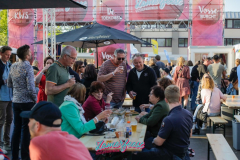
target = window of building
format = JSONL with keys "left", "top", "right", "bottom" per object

{"left": 225, "top": 19, "right": 240, "bottom": 28}
{"left": 178, "top": 38, "right": 188, "bottom": 47}
{"left": 141, "top": 38, "right": 151, "bottom": 47}
{"left": 141, "top": 38, "right": 172, "bottom": 47}
{"left": 224, "top": 38, "right": 240, "bottom": 46}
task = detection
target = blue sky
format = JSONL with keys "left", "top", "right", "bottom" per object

{"left": 225, "top": 0, "right": 240, "bottom": 12}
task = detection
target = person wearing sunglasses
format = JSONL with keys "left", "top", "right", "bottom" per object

{"left": 98, "top": 48, "right": 127, "bottom": 109}
{"left": 73, "top": 60, "right": 85, "bottom": 80}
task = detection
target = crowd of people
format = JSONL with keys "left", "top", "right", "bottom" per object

{"left": 0, "top": 44, "right": 236, "bottom": 160}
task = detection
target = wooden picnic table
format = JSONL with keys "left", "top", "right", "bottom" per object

{"left": 207, "top": 134, "right": 238, "bottom": 160}
{"left": 79, "top": 121, "right": 147, "bottom": 152}
{"left": 222, "top": 95, "right": 240, "bottom": 118}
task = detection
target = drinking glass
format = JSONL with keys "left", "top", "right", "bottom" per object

{"left": 130, "top": 106, "right": 135, "bottom": 113}
{"left": 105, "top": 105, "right": 111, "bottom": 110}
{"left": 131, "top": 121, "right": 137, "bottom": 132}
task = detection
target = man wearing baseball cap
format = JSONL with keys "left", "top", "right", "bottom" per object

{"left": 20, "top": 101, "right": 92, "bottom": 160}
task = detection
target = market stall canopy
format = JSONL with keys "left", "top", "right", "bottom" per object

{"left": 0, "top": 0, "right": 87, "bottom": 9}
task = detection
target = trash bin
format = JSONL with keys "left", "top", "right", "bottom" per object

{"left": 232, "top": 120, "right": 240, "bottom": 150}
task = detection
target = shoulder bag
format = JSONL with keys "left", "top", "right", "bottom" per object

{"left": 196, "top": 91, "right": 213, "bottom": 122}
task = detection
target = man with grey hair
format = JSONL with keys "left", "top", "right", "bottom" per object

{"left": 45, "top": 46, "right": 77, "bottom": 107}
{"left": 98, "top": 48, "right": 127, "bottom": 108}
{"left": 127, "top": 53, "right": 157, "bottom": 112}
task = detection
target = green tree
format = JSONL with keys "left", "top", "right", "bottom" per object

{"left": 0, "top": 10, "right": 8, "bottom": 46}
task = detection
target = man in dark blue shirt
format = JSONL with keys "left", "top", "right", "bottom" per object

{"left": 132, "top": 85, "right": 192, "bottom": 160}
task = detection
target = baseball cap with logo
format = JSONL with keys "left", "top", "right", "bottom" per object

{"left": 20, "top": 101, "right": 62, "bottom": 127}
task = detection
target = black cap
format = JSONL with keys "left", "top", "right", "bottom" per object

{"left": 205, "top": 57, "right": 212, "bottom": 61}
{"left": 212, "top": 55, "right": 219, "bottom": 60}
{"left": 20, "top": 101, "right": 62, "bottom": 127}
{"left": 163, "top": 68, "right": 170, "bottom": 74}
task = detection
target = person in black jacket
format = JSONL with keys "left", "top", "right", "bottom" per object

{"left": 126, "top": 54, "right": 157, "bottom": 113}
{"left": 150, "top": 59, "right": 160, "bottom": 79}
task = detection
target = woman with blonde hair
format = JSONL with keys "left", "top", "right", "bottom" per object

{"left": 173, "top": 57, "right": 190, "bottom": 109}
{"left": 60, "top": 83, "right": 111, "bottom": 138}
{"left": 192, "top": 74, "right": 227, "bottom": 134}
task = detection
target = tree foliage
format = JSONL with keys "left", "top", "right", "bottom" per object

{"left": 0, "top": 10, "right": 8, "bottom": 46}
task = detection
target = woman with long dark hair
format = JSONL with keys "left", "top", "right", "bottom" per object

{"left": 73, "top": 60, "right": 85, "bottom": 80}
{"left": 35, "top": 56, "right": 54, "bottom": 102}
{"left": 81, "top": 64, "right": 97, "bottom": 99}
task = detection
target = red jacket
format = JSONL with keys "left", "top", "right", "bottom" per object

{"left": 82, "top": 95, "right": 109, "bottom": 121}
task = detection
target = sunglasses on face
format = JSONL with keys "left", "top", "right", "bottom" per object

{"left": 117, "top": 58, "right": 125, "bottom": 61}
{"left": 80, "top": 66, "right": 85, "bottom": 68}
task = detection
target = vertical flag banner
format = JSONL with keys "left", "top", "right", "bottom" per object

{"left": 8, "top": 9, "right": 34, "bottom": 62}
{"left": 151, "top": 39, "right": 158, "bottom": 55}
{"left": 130, "top": 44, "right": 139, "bottom": 58}
{"left": 164, "top": 50, "right": 171, "bottom": 63}
{"left": 192, "top": 0, "right": 224, "bottom": 46}
{"left": 96, "top": 0, "right": 125, "bottom": 66}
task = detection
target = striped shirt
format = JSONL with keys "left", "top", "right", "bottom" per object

{"left": 98, "top": 60, "right": 126, "bottom": 103}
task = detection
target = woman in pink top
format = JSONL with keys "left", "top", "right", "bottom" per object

{"left": 173, "top": 57, "right": 191, "bottom": 109}
{"left": 192, "top": 74, "right": 227, "bottom": 134}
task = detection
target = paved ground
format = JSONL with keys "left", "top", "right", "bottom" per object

{"left": 5, "top": 103, "right": 240, "bottom": 160}
{"left": 189, "top": 125, "right": 240, "bottom": 160}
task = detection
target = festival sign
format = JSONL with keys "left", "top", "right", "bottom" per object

{"left": 128, "top": 0, "right": 189, "bottom": 20}
{"left": 8, "top": 9, "right": 35, "bottom": 62}
{"left": 36, "top": 0, "right": 93, "bottom": 22}
{"left": 192, "top": 0, "right": 224, "bottom": 46}
{"left": 96, "top": 0, "right": 125, "bottom": 66}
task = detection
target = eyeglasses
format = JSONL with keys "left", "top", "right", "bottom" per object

{"left": 80, "top": 66, "right": 85, "bottom": 68}
{"left": 117, "top": 58, "right": 125, "bottom": 61}
{"left": 67, "top": 55, "right": 76, "bottom": 60}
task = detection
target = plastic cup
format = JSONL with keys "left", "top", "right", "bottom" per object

{"left": 119, "top": 66, "right": 124, "bottom": 73}
{"left": 132, "top": 93, "right": 137, "bottom": 100}
{"left": 232, "top": 95, "right": 235, "bottom": 99}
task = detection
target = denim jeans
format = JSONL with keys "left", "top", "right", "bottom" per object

{"left": 0, "top": 101, "right": 13, "bottom": 146}
{"left": 110, "top": 101, "right": 124, "bottom": 109}
{"left": 12, "top": 102, "right": 35, "bottom": 160}
{"left": 193, "top": 104, "right": 220, "bottom": 122}
{"left": 191, "top": 81, "right": 199, "bottom": 111}
{"left": 132, "top": 147, "right": 172, "bottom": 160}
{"left": 193, "top": 104, "right": 203, "bottom": 123}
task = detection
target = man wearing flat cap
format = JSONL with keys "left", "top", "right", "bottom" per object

{"left": 20, "top": 101, "right": 92, "bottom": 160}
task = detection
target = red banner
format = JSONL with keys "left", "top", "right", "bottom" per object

{"left": 192, "top": 0, "right": 224, "bottom": 46}
{"left": 37, "top": 0, "right": 93, "bottom": 22}
{"left": 96, "top": 0, "right": 125, "bottom": 67}
{"left": 128, "top": 0, "right": 189, "bottom": 21}
{"left": 8, "top": 9, "right": 35, "bottom": 62}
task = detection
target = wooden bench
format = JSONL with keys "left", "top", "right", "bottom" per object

{"left": 209, "top": 117, "right": 228, "bottom": 137}
{"left": 234, "top": 115, "right": 240, "bottom": 122}
{"left": 207, "top": 134, "right": 238, "bottom": 160}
